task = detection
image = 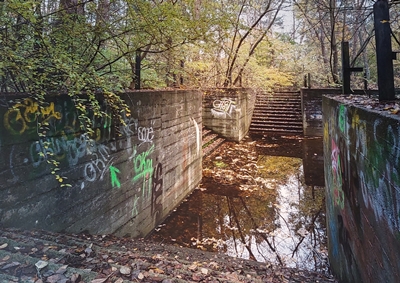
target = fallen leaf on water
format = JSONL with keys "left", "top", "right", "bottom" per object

{"left": 0, "top": 243, "right": 7, "bottom": 249}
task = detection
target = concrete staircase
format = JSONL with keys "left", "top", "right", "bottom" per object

{"left": 249, "top": 91, "right": 303, "bottom": 135}
{"left": 202, "top": 127, "right": 225, "bottom": 158}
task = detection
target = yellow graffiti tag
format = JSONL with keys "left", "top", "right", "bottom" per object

{"left": 4, "top": 98, "right": 62, "bottom": 135}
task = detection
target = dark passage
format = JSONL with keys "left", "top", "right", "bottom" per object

{"left": 148, "top": 135, "right": 329, "bottom": 274}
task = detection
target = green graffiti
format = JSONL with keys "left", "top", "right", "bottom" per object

{"left": 109, "top": 165, "right": 121, "bottom": 188}
{"left": 338, "top": 104, "right": 346, "bottom": 133}
{"left": 132, "top": 145, "right": 154, "bottom": 197}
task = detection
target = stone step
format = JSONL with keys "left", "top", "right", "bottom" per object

{"left": 254, "top": 101, "right": 301, "bottom": 106}
{"left": 203, "top": 138, "right": 225, "bottom": 157}
{"left": 252, "top": 112, "right": 301, "bottom": 117}
{"left": 258, "top": 93, "right": 300, "bottom": 99}
{"left": 251, "top": 120, "right": 303, "bottom": 127}
{"left": 256, "top": 96, "right": 300, "bottom": 100}
{"left": 249, "top": 127, "right": 303, "bottom": 135}
{"left": 202, "top": 133, "right": 218, "bottom": 146}
{"left": 202, "top": 127, "right": 225, "bottom": 158}
{"left": 253, "top": 108, "right": 301, "bottom": 114}
{"left": 250, "top": 90, "right": 303, "bottom": 135}
{"left": 251, "top": 116, "right": 303, "bottom": 123}
{"left": 250, "top": 124, "right": 303, "bottom": 131}
{"left": 256, "top": 96, "right": 301, "bottom": 100}
{"left": 254, "top": 104, "right": 301, "bottom": 110}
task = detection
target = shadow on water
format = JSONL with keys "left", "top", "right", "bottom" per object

{"left": 147, "top": 135, "right": 329, "bottom": 274}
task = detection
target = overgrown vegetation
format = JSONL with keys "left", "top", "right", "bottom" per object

{"left": 2, "top": 1, "right": 400, "bottom": 185}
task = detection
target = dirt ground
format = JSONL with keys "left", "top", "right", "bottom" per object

{"left": 0, "top": 227, "right": 337, "bottom": 283}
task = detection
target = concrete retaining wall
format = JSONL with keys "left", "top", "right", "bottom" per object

{"left": 323, "top": 96, "right": 400, "bottom": 283}
{"left": 301, "top": 88, "right": 377, "bottom": 137}
{"left": 202, "top": 88, "right": 256, "bottom": 142}
{"left": 0, "top": 90, "right": 202, "bottom": 237}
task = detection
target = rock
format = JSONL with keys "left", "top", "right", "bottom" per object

{"left": 201, "top": 268, "right": 209, "bottom": 275}
{"left": 120, "top": 266, "right": 131, "bottom": 275}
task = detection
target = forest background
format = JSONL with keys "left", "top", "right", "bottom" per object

{"left": 2, "top": 0, "right": 400, "bottom": 169}
{"left": 3, "top": 0, "right": 400, "bottom": 94}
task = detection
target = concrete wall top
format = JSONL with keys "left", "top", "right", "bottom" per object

{"left": 301, "top": 88, "right": 379, "bottom": 137}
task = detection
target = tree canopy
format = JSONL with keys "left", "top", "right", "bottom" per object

{"left": 2, "top": 0, "right": 400, "bottom": 93}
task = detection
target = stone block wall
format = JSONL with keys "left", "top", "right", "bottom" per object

{"left": 0, "top": 90, "right": 202, "bottom": 238}
{"left": 202, "top": 88, "right": 256, "bottom": 142}
{"left": 323, "top": 96, "right": 400, "bottom": 283}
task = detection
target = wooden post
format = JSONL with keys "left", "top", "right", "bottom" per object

{"left": 374, "top": 0, "right": 395, "bottom": 101}
{"left": 135, "top": 50, "right": 141, "bottom": 90}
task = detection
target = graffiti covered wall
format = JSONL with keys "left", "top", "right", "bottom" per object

{"left": 0, "top": 90, "right": 202, "bottom": 237}
{"left": 323, "top": 96, "right": 400, "bottom": 283}
{"left": 203, "top": 88, "right": 256, "bottom": 142}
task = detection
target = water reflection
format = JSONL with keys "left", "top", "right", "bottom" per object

{"left": 147, "top": 137, "right": 329, "bottom": 274}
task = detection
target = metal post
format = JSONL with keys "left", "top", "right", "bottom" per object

{"left": 342, "top": 42, "right": 351, "bottom": 94}
{"left": 374, "top": 0, "right": 395, "bottom": 101}
{"left": 341, "top": 41, "right": 363, "bottom": 94}
{"left": 180, "top": 60, "right": 184, "bottom": 85}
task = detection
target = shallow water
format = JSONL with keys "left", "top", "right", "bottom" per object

{"left": 148, "top": 136, "right": 329, "bottom": 274}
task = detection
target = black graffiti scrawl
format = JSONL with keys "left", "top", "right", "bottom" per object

{"left": 152, "top": 162, "right": 163, "bottom": 222}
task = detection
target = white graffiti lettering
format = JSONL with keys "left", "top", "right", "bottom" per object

{"left": 211, "top": 98, "right": 237, "bottom": 118}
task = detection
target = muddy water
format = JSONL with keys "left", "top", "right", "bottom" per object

{"left": 147, "top": 135, "right": 329, "bottom": 274}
